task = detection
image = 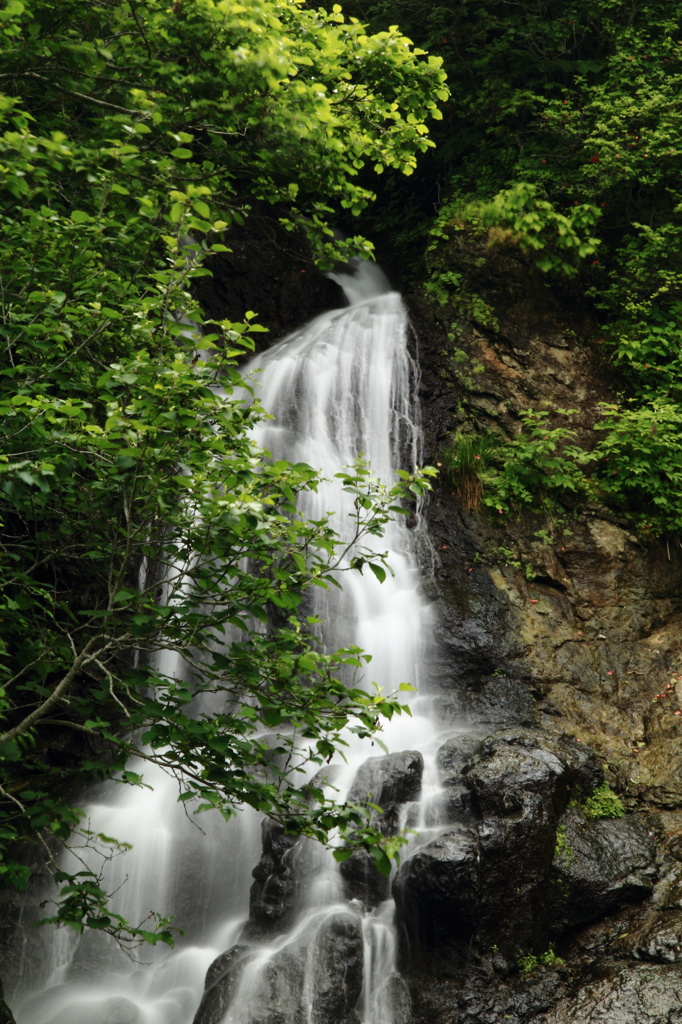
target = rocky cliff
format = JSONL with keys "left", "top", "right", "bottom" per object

{"left": 400, "top": 236, "right": 682, "bottom": 1023}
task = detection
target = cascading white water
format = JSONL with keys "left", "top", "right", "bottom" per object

{"left": 9, "top": 260, "right": 455, "bottom": 1024}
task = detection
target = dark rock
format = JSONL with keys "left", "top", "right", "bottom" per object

{"left": 193, "top": 944, "right": 255, "bottom": 1024}
{"left": 308, "top": 912, "right": 363, "bottom": 1024}
{"left": 0, "top": 980, "right": 14, "bottom": 1024}
{"left": 440, "top": 785, "right": 476, "bottom": 825}
{"left": 464, "top": 735, "right": 568, "bottom": 819}
{"left": 417, "top": 733, "right": 482, "bottom": 825}
{"left": 340, "top": 751, "right": 424, "bottom": 907}
{"left": 244, "top": 947, "right": 306, "bottom": 1024}
{"left": 550, "top": 814, "right": 659, "bottom": 933}
{"left": 193, "top": 216, "right": 344, "bottom": 348}
{"left": 195, "top": 943, "right": 307, "bottom": 1024}
{"left": 392, "top": 828, "right": 480, "bottom": 947}
{"left": 465, "top": 730, "right": 608, "bottom": 952}
{"left": 435, "top": 734, "right": 480, "bottom": 787}
{"left": 633, "top": 911, "right": 682, "bottom": 963}
{"left": 347, "top": 750, "right": 424, "bottom": 811}
{"left": 536, "top": 963, "right": 682, "bottom": 1024}
{"left": 339, "top": 848, "right": 392, "bottom": 907}
{"left": 246, "top": 818, "right": 301, "bottom": 938}
{"left": 394, "top": 728, "right": 608, "bottom": 961}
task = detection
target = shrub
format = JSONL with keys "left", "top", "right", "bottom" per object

{"left": 580, "top": 783, "right": 625, "bottom": 820}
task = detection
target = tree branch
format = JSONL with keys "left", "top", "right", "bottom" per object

{"left": 0, "top": 635, "right": 107, "bottom": 744}
{"left": 23, "top": 73, "right": 143, "bottom": 116}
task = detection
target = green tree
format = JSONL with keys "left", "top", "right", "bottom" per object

{"left": 342, "top": 0, "right": 682, "bottom": 536}
{"left": 0, "top": 0, "right": 443, "bottom": 943}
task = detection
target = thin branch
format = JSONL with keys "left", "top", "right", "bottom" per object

{"left": 127, "top": 1, "right": 153, "bottom": 59}
{"left": 0, "top": 634, "right": 106, "bottom": 744}
{"left": 40, "top": 718, "right": 106, "bottom": 734}
{"left": 22, "top": 73, "right": 143, "bottom": 115}
{"left": 0, "top": 782, "right": 27, "bottom": 815}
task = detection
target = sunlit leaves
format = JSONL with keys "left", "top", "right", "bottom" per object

{"left": 0, "top": 0, "right": 443, "bottom": 942}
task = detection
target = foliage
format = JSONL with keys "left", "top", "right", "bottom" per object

{"left": 475, "top": 183, "right": 601, "bottom": 277}
{"left": 554, "top": 824, "right": 573, "bottom": 867}
{"left": 484, "top": 409, "right": 594, "bottom": 511}
{"left": 517, "top": 944, "right": 565, "bottom": 975}
{"left": 440, "top": 431, "right": 497, "bottom": 509}
{"left": 444, "top": 398, "right": 682, "bottom": 536}
{"left": 441, "top": 411, "right": 594, "bottom": 515}
{"left": 340, "top": 0, "right": 682, "bottom": 537}
{"left": 0, "top": 0, "right": 443, "bottom": 943}
{"left": 592, "top": 401, "right": 682, "bottom": 535}
{"left": 579, "top": 782, "right": 625, "bottom": 821}
{"left": 0, "top": 0, "right": 447, "bottom": 264}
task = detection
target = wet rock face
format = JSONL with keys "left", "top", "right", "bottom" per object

{"left": 633, "top": 911, "right": 682, "bottom": 963}
{"left": 308, "top": 913, "right": 364, "bottom": 1024}
{"left": 192, "top": 217, "right": 344, "bottom": 349}
{"left": 340, "top": 750, "right": 424, "bottom": 907}
{"left": 550, "top": 814, "right": 659, "bottom": 933}
{"left": 193, "top": 944, "right": 255, "bottom": 1024}
{"left": 409, "top": 238, "right": 682, "bottom": 802}
{"left": 393, "top": 728, "right": 657, "bottom": 961}
{"left": 347, "top": 750, "right": 424, "bottom": 810}
{"left": 435, "top": 733, "right": 480, "bottom": 823}
{"left": 393, "top": 827, "right": 480, "bottom": 946}
{"left": 193, "top": 914, "right": 363, "bottom": 1024}
{"left": 537, "top": 963, "right": 682, "bottom": 1024}
{"left": 0, "top": 984, "right": 14, "bottom": 1024}
{"left": 246, "top": 818, "right": 301, "bottom": 939}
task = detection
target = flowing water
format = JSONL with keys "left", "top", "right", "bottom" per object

{"left": 10, "top": 261, "right": 457, "bottom": 1024}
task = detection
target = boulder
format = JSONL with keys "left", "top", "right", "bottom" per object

{"left": 195, "top": 913, "right": 365, "bottom": 1024}
{"left": 247, "top": 818, "right": 301, "bottom": 938}
{"left": 340, "top": 751, "right": 424, "bottom": 907}
{"left": 308, "top": 912, "right": 364, "bottom": 1024}
{"left": 633, "top": 912, "right": 682, "bottom": 963}
{"left": 550, "top": 814, "right": 658, "bottom": 933}
{"left": 462, "top": 731, "right": 578, "bottom": 951}
{"left": 464, "top": 731, "right": 576, "bottom": 819}
{"left": 195, "top": 943, "right": 306, "bottom": 1024}
{"left": 394, "top": 728, "right": 612, "bottom": 958}
{"left": 434, "top": 734, "right": 480, "bottom": 824}
{"left": 392, "top": 828, "right": 480, "bottom": 946}
{"left": 536, "top": 963, "right": 682, "bottom": 1024}
{"left": 435, "top": 734, "right": 480, "bottom": 787}
{"left": 0, "top": 979, "right": 14, "bottom": 1024}
{"left": 193, "top": 944, "right": 255, "bottom": 1024}
{"left": 347, "top": 751, "right": 424, "bottom": 812}
{"left": 240, "top": 947, "right": 306, "bottom": 1024}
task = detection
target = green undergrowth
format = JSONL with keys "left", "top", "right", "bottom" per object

{"left": 577, "top": 782, "right": 625, "bottom": 820}
{"left": 554, "top": 825, "right": 573, "bottom": 867}
{"left": 517, "top": 945, "right": 565, "bottom": 975}
{"left": 441, "top": 399, "right": 682, "bottom": 537}
{"left": 337, "top": 0, "right": 682, "bottom": 543}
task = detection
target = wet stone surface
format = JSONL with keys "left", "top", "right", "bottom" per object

{"left": 340, "top": 751, "right": 424, "bottom": 908}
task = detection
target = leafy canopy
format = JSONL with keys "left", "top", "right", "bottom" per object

{"left": 0, "top": 0, "right": 443, "bottom": 943}
{"left": 343, "top": 0, "right": 682, "bottom": 535}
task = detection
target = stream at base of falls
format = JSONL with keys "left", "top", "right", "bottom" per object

{"left": 9, "top": 261, "right": 468, "bottom": 1024}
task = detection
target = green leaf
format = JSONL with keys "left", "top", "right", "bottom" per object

{"left": 368, "top": 563, "right": 386, "bottom": 583}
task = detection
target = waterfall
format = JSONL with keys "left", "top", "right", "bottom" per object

{"left": 9, "top": 260, "right": 452, "bottom": 1024}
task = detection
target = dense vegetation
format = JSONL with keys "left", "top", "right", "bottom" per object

{"left": 344, "top": 0, "right": 682, "bottom": 535}
{"left": 0, "top": 0, "right": 443, "bottom": 943}
{"left": 3, "top": 0, "right": 682, "bottom": 950}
